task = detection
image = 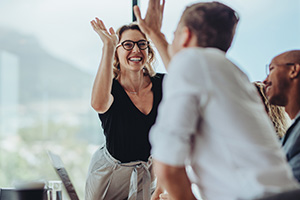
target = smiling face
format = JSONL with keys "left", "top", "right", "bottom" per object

{"left": 263, "top": 54, "right": 292, "bottom": 106}
{"left": 116, "top": 29, "right": 148, "bottom": 73}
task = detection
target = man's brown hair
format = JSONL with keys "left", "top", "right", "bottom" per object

{"left": 180, "top": 1, "right": 239, "bottom": 52}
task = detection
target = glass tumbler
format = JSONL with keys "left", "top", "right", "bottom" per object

{"left": 47, "top": 180, "right": 62, "bottom": 200}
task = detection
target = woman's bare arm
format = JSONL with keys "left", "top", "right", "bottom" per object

{"left": 90, "top": 18, "right": 118, "bottom": 113}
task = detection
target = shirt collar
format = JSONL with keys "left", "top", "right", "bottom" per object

{"left": 291, "top": 111, "right": 300, "bottom": 124}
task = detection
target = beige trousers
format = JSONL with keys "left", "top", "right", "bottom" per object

{"left": 85, "top": 145, "right": 155, "bottom": 200}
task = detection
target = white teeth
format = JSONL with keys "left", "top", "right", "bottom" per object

{"left": 129, "top": 58, "right": 142, "bottom": 61}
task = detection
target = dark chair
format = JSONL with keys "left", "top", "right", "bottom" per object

{"left": 0, "top": 188, "right": 18, "bottom": 200}
{"left": 255, "top": 188, "right": 300, "bottom": 200}
{"left": 0, "top": 188, "right": 48, "bottom": 200}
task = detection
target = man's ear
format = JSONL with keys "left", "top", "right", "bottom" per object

{"left": 290, "top": 63, "right": 300, "bottom": 79}
{"left": 181, "top": 26, "right": 193, "bottom": 47}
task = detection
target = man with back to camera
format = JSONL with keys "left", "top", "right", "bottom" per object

{"left": 134, "top": 1, "right": 300, "bottom": 200}
{"left": 264, "top": 50, "right": 300, "bottom": 183}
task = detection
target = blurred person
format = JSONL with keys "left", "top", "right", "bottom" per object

{"left": 134, "top": 1, "right": 300, "bottom": 200}
{"left": 253, "top": 81, "right": 291, "bottom": 139}
{"left": 264, "top": 50, "right": 300, "bottom": 182}
{"left": 86, "top": 19, "right": 165, "bottom": 200}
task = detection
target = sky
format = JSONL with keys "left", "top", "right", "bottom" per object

{"left": 0, "top": 0, "right": 299, "bottom": 82}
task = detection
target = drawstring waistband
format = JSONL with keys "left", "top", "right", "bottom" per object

{"left": 128, "top": 163, "right": 151, "bottom": 200}
{"left": 102, "top": 145, "right": 152, "bottom": 200}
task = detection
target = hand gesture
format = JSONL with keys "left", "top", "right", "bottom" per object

{"left": 134, "top": 0, "right": 165, "bottom": 37}
{"left": 151, "top": 191, "right": 172, "bottom": 200}
{"left": 158, "top": 192, "right": 172, "bottom": 200}
{"left": 90, "top": 18, "right": 118, "bottom": 48}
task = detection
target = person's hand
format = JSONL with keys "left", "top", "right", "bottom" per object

{"left": 159, "top": 192, "right": 172, "bottom": 200}
{"left": 151, "top": 190, "right": 161, "bottom": 200}
{"left": 133, "top": 0, "right": 165, "bottom": 37}
{"left": 151, "top": 192, "right": 172, "bottom": 200}
{"left": 151, "top": 188, "right": 172, "bottom": 200}
{"left": 90, "top": 17, "right": 118, "bottom": 48}
{"left": 151, "top": 185, "right": 165, "bottom": 200}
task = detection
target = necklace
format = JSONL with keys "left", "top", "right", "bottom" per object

{"left": 125, "top": 89, "right": 138, "bottom": 95}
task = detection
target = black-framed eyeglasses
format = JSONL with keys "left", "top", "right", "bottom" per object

{"left": 117, "top": 40, "right": 149, "bottom": 51}
{"left": 265, "top": 63, "right": 295, "bottom": 76}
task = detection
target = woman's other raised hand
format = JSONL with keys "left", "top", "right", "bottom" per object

{"left": 90, "top": 18, "right": 119, "bottom": 48}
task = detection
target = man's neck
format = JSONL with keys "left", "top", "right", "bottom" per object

{"left": 285, "top": 85, "right": 300, "bottom": 120}
{"left": 291, "top": 110, "right": 300, "bottom": 122}
{"left": 285, "top": 101, "right": 300, "bottom": 120}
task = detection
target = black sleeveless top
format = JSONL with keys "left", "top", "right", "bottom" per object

{"left": 99, "top": 73, "right": 165, "bottom": 163}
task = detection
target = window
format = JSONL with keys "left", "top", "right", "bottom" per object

{"left": 0, "top": 0, "right": 133, "bottom": 199}
{"left": 140, "top": 0, "right": 300, "bottom": 80}
{"left": 0, "top": 0, "right": 299, "bottom": 199}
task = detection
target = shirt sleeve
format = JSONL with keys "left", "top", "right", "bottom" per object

{"left": 149, "top": 48, "right": 209, "bottom": 166}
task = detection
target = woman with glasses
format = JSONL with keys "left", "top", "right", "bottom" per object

{"left": 85, "top": 18, "right": 165, "bottom": 200}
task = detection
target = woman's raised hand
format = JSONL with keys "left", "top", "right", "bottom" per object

{"left": 134, "top": 0, "right": 165, "bottom": 37}
{"left": 90, "top": 18, "right": 118, "bottom": 48}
